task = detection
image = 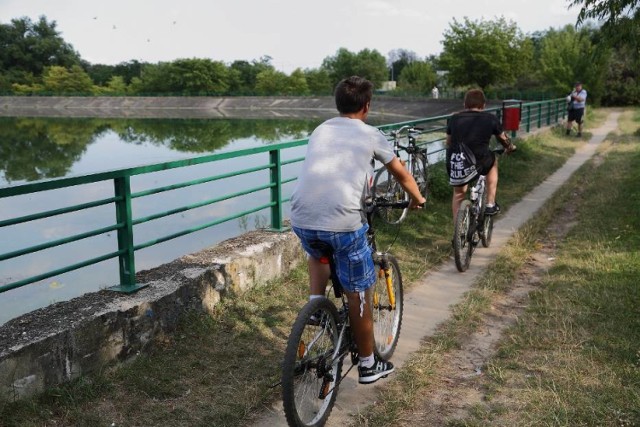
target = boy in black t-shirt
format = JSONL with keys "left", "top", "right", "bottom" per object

{"left": 445, "top": 89, "right": 516, "bottom": 221}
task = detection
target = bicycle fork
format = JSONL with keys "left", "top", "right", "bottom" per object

{"left": 373, "top": 254, "right": 396, "bottom": 310}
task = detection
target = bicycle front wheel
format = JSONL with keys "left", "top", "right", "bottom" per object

{"left": 412, "top": 151, "right": 429, "bottom": 199}
{"left": 453, "top": 200, "right": 473, "bottom": 272}
{"left": 282, "top": 298, "right": 343, "bottom": 427}
{"left": 372, "top": 167, "right": 409, "bottom": 225}
{"left": 372, "top": 254, "right": 404, "bottom": 360}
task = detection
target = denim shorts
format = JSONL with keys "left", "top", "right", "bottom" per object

{"left": 292, "top": 224, "right": 375, "bottom": 293}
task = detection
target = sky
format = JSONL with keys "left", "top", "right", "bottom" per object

{"left": 1, "top": 0, "right": 581, "bottom": 74}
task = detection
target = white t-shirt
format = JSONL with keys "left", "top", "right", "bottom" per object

{"left": 290, "top": 117, "right": 395, "bottom": 232}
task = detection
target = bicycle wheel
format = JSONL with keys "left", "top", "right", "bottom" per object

{"left": 372, "top": 254, "right": 403, "bottom": 360}
{"left": 480, "top": 191, "right": 493, "bottom": 247}
{"left": 372, "top": 167, "right": 409, "bottom": 225}
{"left": 412, "top": 151, "right": 429, "bottom": 199}
{"left": 282, "top": 298, "right": 343, "bottom": 427}
{"left": 453, "top": 200, "right": 473, "bottom": 272}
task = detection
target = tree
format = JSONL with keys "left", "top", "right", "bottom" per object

{"left": 254, "top": 69, "right": 289, "bottom": 95}
{"left": 439, "top": 17, "right": 531, "bottom": 89}
{"left": 0, "top": 16, "right": 80, "bottom": 82}
{"left": 321, "top": 48, "right": 388, "bottom": 89}
{"left": 569, "top": 0, "right": 639, "bottom": 26}
{"left": 303, "top": 68, "right": 332, "bottom": 94}
{"left": 536, "top": 25, "right": 608, "bottom": 101}
{"left": 387, "top": 49, "right": 419, "bottom": 81}
{"left": 42, "top": 65, "right": 94, "bottom": 94}
{"left": 397, "top": 61, "right": 437, "bottom": 94}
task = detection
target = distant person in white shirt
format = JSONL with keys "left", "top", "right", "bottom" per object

{"left": 432, "top": 86, "right": 439, "bottom": 99}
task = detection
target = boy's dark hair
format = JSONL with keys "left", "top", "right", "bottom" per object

{"left": 464, "top": 89, "right": 486, "bottom": 109}
{"left": 334, "top": 76, "right": 373, "bottom": 114}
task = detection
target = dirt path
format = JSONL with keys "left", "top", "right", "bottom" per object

{"left": 250, "top": 113, "right": 620, "bottom": 427}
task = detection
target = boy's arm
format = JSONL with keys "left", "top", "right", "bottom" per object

{"left": 385, "top": 157, "right": 426, "bottom": 209}
{"left": 496, "top": 132, "right": 516, "bottom": 153}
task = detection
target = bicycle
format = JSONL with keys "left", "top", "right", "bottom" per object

{"left": 452, "top": 147, "right": 511, "bottom": 272}
{"left": 372, "top": 125, "right": 429, "bottom": 225}
{"left": 281, "top": 197, "right": 407, "bottom": 427}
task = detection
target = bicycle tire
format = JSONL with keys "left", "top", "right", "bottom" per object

{"left": 412, "top": 151, "right": 429, "bottom": 199}
{"left": 372, "top": 167, "right": 409, "bottom": 225}
{"left": 282, "top": 298, "right": 343, "bottom": 427}
{"left": 372, "top": 254, "right": 404, "bottom": 360}
{"left": 480, "top": 191, "right": 493, "bottom": 248}
{"left": 453, "top": 200, "right": 473, "bottom": 272}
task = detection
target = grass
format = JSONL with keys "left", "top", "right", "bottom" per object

{"left": 354, "top": 107, "right": 640, "bottom": 426}
{"left": 0, "top": 110, "right": 615, "bottom": 426}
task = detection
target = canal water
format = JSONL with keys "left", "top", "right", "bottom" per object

{"left": 0, "top": 116, "right": 330, "bottom": 325}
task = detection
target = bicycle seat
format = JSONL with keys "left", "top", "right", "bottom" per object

{"left": 308, "top": 241, "right": 333, "bottom": 264}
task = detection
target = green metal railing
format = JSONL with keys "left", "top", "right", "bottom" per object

{"left": 0, "top": 98, "right": 567, "bottom": 295}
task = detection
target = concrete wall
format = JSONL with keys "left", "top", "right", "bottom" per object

{"left": 0, "top": 228, "right": 304, "bottom": 400}
{"left": 0, "top": 95, "right": 467, "bottom": 120}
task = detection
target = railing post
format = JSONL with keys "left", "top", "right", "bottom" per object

{"left": 537, "top": 104, "right": 542, "bottom": 128}
{"left": 109, "top": 176, "right": 147, "bottom": 293}
{"left": 269, "top": 149, "right": 287, "bottom": 232}
{"left": 526, "top": 105, "right": 531, "bottom": 133}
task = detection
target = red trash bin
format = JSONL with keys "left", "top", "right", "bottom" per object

{"left": 502, "top": 100, "right": 522, "bottom": 131}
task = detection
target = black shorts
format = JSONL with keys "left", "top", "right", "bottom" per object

{"left": 568, "top": 108, "right": 585, "bottom": 124}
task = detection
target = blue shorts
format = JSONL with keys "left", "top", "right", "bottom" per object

{"left": 292, "top": 224, "right": 375, "bottom": 293}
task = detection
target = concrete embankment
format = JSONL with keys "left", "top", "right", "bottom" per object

{"left": 0, "top": 95, "right": 467, "bottom": 120}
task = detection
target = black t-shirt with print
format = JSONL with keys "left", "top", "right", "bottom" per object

{"left": 446, "top": 110, "right": 503, "bottom": 165}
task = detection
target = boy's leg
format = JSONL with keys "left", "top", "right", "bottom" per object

{"left": 308, "top": 256, "right": 330, "bottom": 296}
{"left": 452, "top": 184, "right": 468, "bottom": 219}
{"left": 485, "top": 159, "right": 499, "bottom": 206}
{"left": 345, "top": 289, "right": 374, "bottom": 357}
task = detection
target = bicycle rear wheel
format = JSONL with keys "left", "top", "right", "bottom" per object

{"left": 372, "top": 167, "right": 409, "bottom": 225}
{"left": 282, "top": 298, "right": 342, "bottom": 427}
{"left": 453, "top": 200, "right": 473, "bottom": 272}
{"left": 372, "top": 254, "right": 403, "bottom": 360}
{"left": 412, "top": 151, "right": 429, "bottom": 199}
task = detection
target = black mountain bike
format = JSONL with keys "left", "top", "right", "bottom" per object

{"left": 281, "top": 198, "right": 406, "bottom": 427}
{"left": 372, "top": 125, "right": 429, "bottom": 225}
{"left": 453, "top": 148, "right": 508, "bottom": 272}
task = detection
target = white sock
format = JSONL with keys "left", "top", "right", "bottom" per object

{"left": 359, "top": 353, "right": 375, "bottom": 368}
{"left": 486, "top": 203, "right": 495, "bottom": 208}
{"left": 309, "top": 294, "right": 323, "bottom": 301}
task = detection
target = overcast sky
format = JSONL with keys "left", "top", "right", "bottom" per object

{"left": 1, "top": 0, "right": 581, "bottom": 73}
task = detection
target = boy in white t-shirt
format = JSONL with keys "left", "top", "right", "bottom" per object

{"left": 290, "top": 76, "right": 425, "bottom": 383}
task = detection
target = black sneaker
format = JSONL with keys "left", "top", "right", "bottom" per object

{"left": 358, "top": 356, "right": 395, "bottom": 384}
{"left": 576, "top": 132, "right": 582, "bottom": 137}
{"left": 565, "top": 129, "right": 570, "bottom": 136}
{"left": 485, "top": 203, "right": 501, "bottom": 216}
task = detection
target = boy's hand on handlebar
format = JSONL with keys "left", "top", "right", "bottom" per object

{"left": 409, "top": 196, "right": 427, "bottom": 209}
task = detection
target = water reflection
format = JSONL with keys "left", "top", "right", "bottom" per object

{"left": 0, "top": 116, "right": 322, "bottom": 325}
{"left": 0, "top": 117, "right": 320, "bottom": 185}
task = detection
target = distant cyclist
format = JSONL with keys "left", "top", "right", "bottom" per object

{"left": 445, "top": 88, "right": 516, "bottom": 222}
{"left": 290, "top": 76, "right": 425, "bottom": 384}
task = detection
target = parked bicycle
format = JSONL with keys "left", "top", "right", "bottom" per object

{"left": 372, "top": 125, "right": 430, "bottom": 225}
{"left": 452, "top": 147, "right": 513, "bottom": 272}
{"left": 281, "top": 197, "right": 407, "bottom": 427}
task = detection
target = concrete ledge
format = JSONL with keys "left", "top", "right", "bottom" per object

{"left": 0, "top": 228, "right": 304, "bottom": 400}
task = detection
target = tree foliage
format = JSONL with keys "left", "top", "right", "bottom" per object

{"left": 321, "top": 48, "right": 388, "bottom": 89}
{"left": 439, "top": 16, "right": 531, "bottom": 89}
{"left": 398, "top": 62, "right": 437, "bottom": 94}
{"left": 0, "top": 16, "right": 80, "bottom": 81}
